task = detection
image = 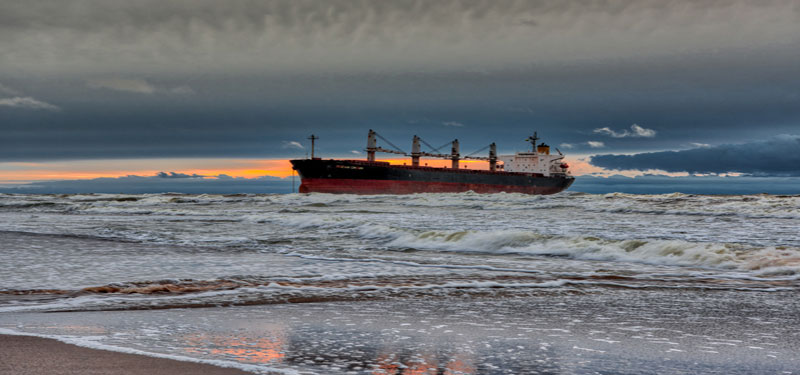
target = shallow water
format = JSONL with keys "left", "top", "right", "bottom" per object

{"left": 2, "top": 192, "right": 799, "bottom": 373}
{"left": 2, "top": 290, "right": 798, "bottom": 374}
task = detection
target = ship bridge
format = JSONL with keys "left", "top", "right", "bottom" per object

{"left": 498, "top": 133, "right": 570, "bottom": 177}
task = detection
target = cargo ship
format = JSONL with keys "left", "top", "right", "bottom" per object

{"left": 290, "top": 130, "right": 574, "bottom": 195}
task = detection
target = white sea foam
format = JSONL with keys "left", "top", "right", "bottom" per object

{"left": 285, "top": 251, "right": 544, "bottom": 274}
{"left": 2, "top": 192, "right": 799, "bottom": 302}
{"left": 377, "top": 228, "right": 800, "bottom": 274}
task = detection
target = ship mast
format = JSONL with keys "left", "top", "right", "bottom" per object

{"left": 308, "top": 134, "right": 318, "bottom": 159}
{"left": 489, "top": 143, "right": 497, "bottom": 172}
{"left": 411, "top": 135, "right": 421, "bottom": 167}
{"left": 525, "top": 132, "right": 539, "bottom": 153}
{"left": 366, "top": 129, "right": 407, "bottom": 159}
{"left": 451, "top": 139, "right": 460, "bottom": 169}
{"left": 366, "top": 130, "right": 377, "bottom": 162}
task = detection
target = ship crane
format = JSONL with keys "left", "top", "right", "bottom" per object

{"left": 413, "top": 136, "right": 462, "bottom": 169}
{"left": 367, "top": 130, "right": 498, "bottom": 170}
{"left": 366, "top": 129, "right": 407, "bottom": 161}
{"left": 462, "top": 143, "right": 499, "bottom": 171}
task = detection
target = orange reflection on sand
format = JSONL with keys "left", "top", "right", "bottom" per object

{"left": 443, "top": 354, "right": 476, "bottom": 375}
{"left": 372, "top": 351, "right": 474, "bottom": 375}
{"left": 183, "top": 332, "right": 286, "bottom": 364}
{"left": 405, "top": 355, "right": 438, "bottom": 375}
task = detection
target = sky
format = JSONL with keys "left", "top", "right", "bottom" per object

{"left": 1, "top": 0, "right": 799, "bottom": 194}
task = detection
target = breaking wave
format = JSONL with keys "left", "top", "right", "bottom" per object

{"left": 3, "top": 272, "right": 790, "bottom": 313}
{"left": 370, "top": 227, "right": 800, "bottom": 275}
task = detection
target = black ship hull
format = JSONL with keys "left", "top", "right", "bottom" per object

{"left": 290, "top": 159, "right": 574, "bottom": 195}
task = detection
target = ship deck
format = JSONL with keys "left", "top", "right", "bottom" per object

{"left": 318, "top": 159, "right": 569, "bottom": 178}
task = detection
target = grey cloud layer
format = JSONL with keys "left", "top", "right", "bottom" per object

{"left": 86, "top": 78, "right": 193, "bottom": 94}
{"left": 0, "top": 83, "right": 19, "bottom": 95}
{"left": 594, "top": 124, "right": 656, "bottom": 138}
{"left": 0, "top": 96, "right": 60, "bottom": 110}
{"left": 2, "top": 0, "right": 798, "bottom": 74}
{"left": 0, "top": 81, "right": 60, "bottom": 110}
{"left": 590, "top": 135, "right": 800, "bottom": 176}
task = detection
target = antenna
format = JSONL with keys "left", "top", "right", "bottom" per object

{"left": 308, "top": 134, "right": 318, "bottom": 159}
{"left": 525, "top": 131, "right": 539, "bottom": 152}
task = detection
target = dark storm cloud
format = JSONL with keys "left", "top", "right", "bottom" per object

{"left": 2, "top": 0, "right": 798, "bottom": 74}
{"left": 156, "top": 172, "right": 205, "bottom": 178}
{"left": 590, "top": 135, "right": 800, "bottom": 176}
{"left": 2, "top": 58, "right": 800, "bottom": 161}
{"left": 1, "top": 1, "right": 799, "bottom": 161}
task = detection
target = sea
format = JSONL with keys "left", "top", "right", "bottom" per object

{"left": 1, "top": 192, "right": 799, "bottom": 374}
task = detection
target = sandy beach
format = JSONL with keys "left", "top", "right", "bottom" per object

{"left": 0, "top": 334, "right": 251, "bottom": 375}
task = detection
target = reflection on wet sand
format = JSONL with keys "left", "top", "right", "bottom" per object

{"left": 5, "top": 288, "right": 799, "bottom": 375}
{"left": 443, "top": 354, "right": 476, "bottom": 375}
{"left": 182, "top": 326, "right": 477, "bottom": 374}
{"left": 39, "top": 324, "right": 108, "bottom": 335}
{"left": 372, "top": 352, "right": 475, "bottom": 375}
{"left": 183, "top": 331, "right": 287, "bottom": 364}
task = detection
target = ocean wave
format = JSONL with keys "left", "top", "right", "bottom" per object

{"left": 251, "top": 203, "right": 800, "bottom": 275}
{"left": 3, "top": 192, "right": 800, "bottom": 278}
{"left": 0, "top": 276, "right": 578, "bottom": 313}
{"left": 2, "top": 192, "right": 799, "bottom": 219}
{"left": 2, "top": 272, "right": 790, "bottom": 314}
{"left": 376, "top": 228, "right": 800, "bottom": 275}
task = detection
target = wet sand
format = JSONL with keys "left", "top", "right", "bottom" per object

{"left": 0, "top": 334, "right": 251, "bottom": 375}
{"left": 3, "top": 289, "right": 799, "bottom": 374}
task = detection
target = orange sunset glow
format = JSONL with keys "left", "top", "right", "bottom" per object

{"left": 0, "top": 158, "right": 490, "bottom": 184}
{"left": 0, "top": 156, "right": 628, "bottom": 185}
{"left": 0, "top": 159, "right": 293, "bottom": 184}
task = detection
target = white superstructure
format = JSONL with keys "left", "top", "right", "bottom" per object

{"left": 498, "top": 133, "right": 570, "bottom": 176}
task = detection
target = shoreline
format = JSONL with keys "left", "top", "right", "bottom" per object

{"left": 3, "top": 288, "right": 799, "bottom": 374}
{"left": 0, "top": 333, "right": 254, "bottom": 375}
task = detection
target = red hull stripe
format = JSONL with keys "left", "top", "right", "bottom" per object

{"left": 299, "top": 178, "right": 566, "bottom": 195}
